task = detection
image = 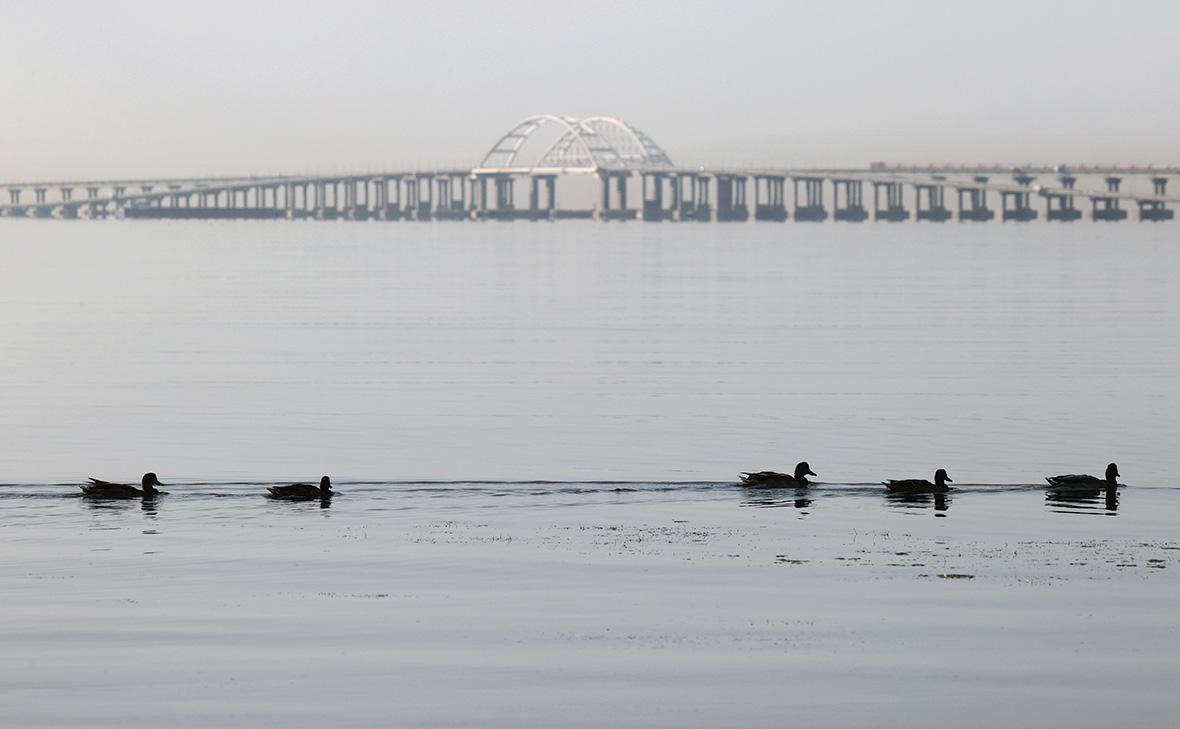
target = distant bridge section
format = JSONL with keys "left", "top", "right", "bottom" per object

{"left": 1, "top": 115, "right": 1177, "bottom": 223}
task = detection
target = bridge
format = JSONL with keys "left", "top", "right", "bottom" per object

{"left": 2, "top": 114, "right": 1177, "bottom": 223}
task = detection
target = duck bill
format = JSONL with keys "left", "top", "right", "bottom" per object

{"left": 807, "top": 470, "right": 817, "bottom": 477}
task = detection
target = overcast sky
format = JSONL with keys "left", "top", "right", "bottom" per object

{"left": 2, "top": 0, "right": 1177, "bottom": 181}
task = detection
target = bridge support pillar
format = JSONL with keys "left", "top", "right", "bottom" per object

{"left": 454, "top": 174, "right": 470, "bottom": 219}
{"left": 1044, "top": 175, "right": 1081, "bottom": 222}
{"left": 693, "top": 175, "right": 711, "bottom": 222}
{"left": 312, "top": 181, "right": 325, "bottom": 219}
{"left": 1091, "top": 177, "right": 1127, "bottom": 221}
{"left": 8, "top": 188, "right": 21, "bottom": 204}
{"left": 597, "top": 171, "right": 634, "bottom": 221}
{"left": 914, "top": 183, "right": 951, "bottom": 222}
{"left": 642, "top": 172, "right": 672, "bottom": 221}
{"left": 754, "top": 175, "right": 787, "bottom": 221}
{"left": 433, "top": 176, "right": 455, "bottom": 220}
{"left": 832, "top": 179, "right": 868, "bottom": 222}
{"left": 673, "top": 173, "right": 696, "bottom": 221}
{"left": 1139, "top": 177, "right": 1174, "bottom": 221}
{"left": 478, "top": 174, "right": 516, "bottom": 220}
{"left": 715, "top": 174, "right": 747, "bottom": 222}
{"left": 415, "top": 174, "right": 433, "bottom": 221}
{"left": 871, "top": 181, "right": 908, "bottom": 221}
{"left": 526, "top": 174, "right": 556, "bottom": 221}
{"left": 407, "top": 177, "right": 420, "bottom": 219}
{"left": 792, "top": 176, "right": 827, "bottom": 221}
{"left": 955, "top": 178, "right": 994, "bottom": 221}
{"left": 1000, "top": 190, "right": 1037, "bottom": 222}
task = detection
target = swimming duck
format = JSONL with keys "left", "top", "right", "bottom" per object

{"left": 267, "top": 476, "right": 333, "bottom": 500}
{"left": 740, "top": 461, "right": 816, "bottom": 487}
{"left": 80, "top": 472, "right": 166, "bottom": 499}
{"left": 1046, "top": 463, "right": 1119, "bottom": 489}
{"left": 884, "top": 468, "right": 952, "bottom": 494}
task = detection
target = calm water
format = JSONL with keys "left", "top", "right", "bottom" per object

{"left": 2, "top": 221, "right": 1179, "bottom": 727}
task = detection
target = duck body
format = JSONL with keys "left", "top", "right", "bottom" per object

{"left": 268, "top": 476, "right": 333, "bottom": 501}
{"left": 740, "top": 462, "right": 816, "bottom": 488}
{"left": 81, "top": 473, "right": 166, "bottom": 499}
{"left": 1046, "top": 463, "right": 1119, "bottom": 489}
{"left": 884, "top": 468, "right": 952, "bottom": 494}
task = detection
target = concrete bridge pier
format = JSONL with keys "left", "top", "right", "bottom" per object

{"left": 31, "top": 188, "right": 53, "bottom": 218}
{"left": 753, "top": 175, "right": 787, "bottom": 221}
{"left": 872, "top": 181, "right": 908, "bottom": 221}
{"left": 443, "top": 174, "right": 468, "bottom": 219}
{"left": 283, "top": 183, "right": 296, "bottom": 219}
{"left": 476, "top": 173, "right": 517, "bottom": 220}
{"left": 914, "top": 183, "right": 952, "bottom": 222}
{"left": 641, "top": 172, "right": 671, "bottom": 221}
{"left": 714, "top": 174, "right": 747, "bottom": 222}
{"left": 1000, "top": 190, "right": 1037, "bottom": 222}
{"left": 415, "top": 173, "right": 434, "bottom": 221}
{"left": 472, "top": 175, "right": 490, "bottom": 219}
{"left": 1139, "top": 177, "right": 1174, "bottom": 221}
{"left": 692, "top": 175, "right": 712, "bottom": 222}
{"left": 832, "top": 179, "right": 868, "bottom": 222}
{"left": 527, "top": 174, "right": 557, "bottom": 221}
{"left": 313, "top": 181, "right": 328, "bottom": 219}
{"left": 673, "top": 173, "right": 697, "bottom": 221}
{"left": 384, "top": 176, "right": 404, "bottom": 220}
{"left": 792, "top": 176, "right": 827, "bottom": 221}
{"left": 434, "top": 176, "right": 462, "bottom": 220}
{"left": 956, "top": 178, "right": 994, "bottom": 221}
{"left": 494, "top": 174, "right": 516, "bottom": 219}
{"left": 597, "top": 171, "right": 634, "bottom": 221}
{"left": 1091, "top": 177, "right": 1127, "bottom": 221}
{"left": 400, "top": 177, "right": 419, "bottom": 220}
{"left": 435, "top": 177, "right": 451, "bottom": 217}
{"left": 1044, "top": 175, "right": 1080, "bottom": 221}
{"left": 359, "top": 180, "right": 373, "bottom": 219}
{"left": 1045, "top": 193, "right": 1080, "bottom": 221}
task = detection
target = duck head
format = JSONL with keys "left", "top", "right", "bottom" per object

{"left": 794, "top": 461, "right": 817, "bottom": 480}
{"left": 934, "top": 469, "right": 953, "bottom": 487}
{"left": 1105, "top": 463, "right": 1120, "bottom": 484}
{"left": 320, "top": 475, "right": 333, "bottom": 494}
{"left": 141, "top": 472, "right": 165, "bottom": 494}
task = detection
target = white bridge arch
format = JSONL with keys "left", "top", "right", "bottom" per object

{"left": 474, "top": 114, "right": 674, "bottom": 174}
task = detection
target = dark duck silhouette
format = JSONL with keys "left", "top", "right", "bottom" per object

{"left": 740, "top": 461, "right": 816, "bottom": 487}
{"left": 1046, "top": 463, "right": 1120, "bottom": 489}
{"left": 267, "top": 476, "right": 333, "bottom": 501}
{"left": 884, "top": 468, "right": 952, "bottom": 494}
{"left": 80, "top": 472, "right": 166, "bottom": 499}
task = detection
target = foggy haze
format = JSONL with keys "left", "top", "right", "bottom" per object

{"left": 2, "top": 0, "right": 1177, "bottom": 181}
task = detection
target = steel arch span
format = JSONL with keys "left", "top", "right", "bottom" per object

{"left": 475, "top": 115, "right": 674, "bottom": 174}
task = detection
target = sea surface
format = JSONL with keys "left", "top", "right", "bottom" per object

{"left": 1, "top": 220, "right": 1178, "bottom": 727}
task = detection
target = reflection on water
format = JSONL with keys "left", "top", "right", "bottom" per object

{"left": 1046, "top": 486, "right": 1119, "bottom": 515}
{"left": 740, "top": 488, "right": 812, "bottom": 511}
{"left": 885, "top": 491, "right": 951, "bottom": 515}
{"left": 79, "top": 494, "right": 161, "bottom": 516}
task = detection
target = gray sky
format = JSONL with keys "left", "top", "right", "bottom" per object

{"left": 2, "top": 0, "right": 1177, "bottom": 181}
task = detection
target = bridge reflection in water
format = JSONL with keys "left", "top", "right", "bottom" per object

{"left": 3, "top": 115, "right": 1177, "bottom": 223}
